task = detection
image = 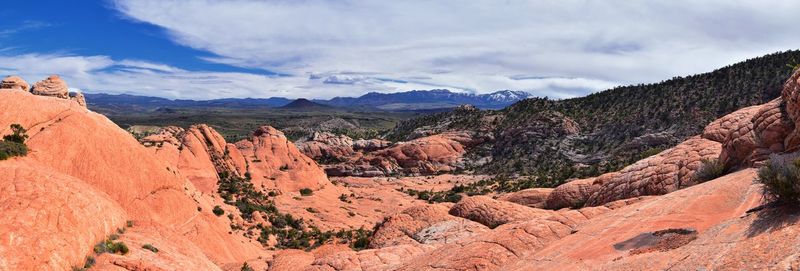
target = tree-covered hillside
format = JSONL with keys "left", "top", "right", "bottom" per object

{"left": 386, "top": 50, "right": 800, "bottom": 189}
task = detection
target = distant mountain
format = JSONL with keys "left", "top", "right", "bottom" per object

{"left": 85, "top": 93, "right": 293, "bottom": 112}
{"left": 85, "top": 89, "right": 531, "bottom": 112}
{"left": 280, "top": 98, "right": 332, "bottom": 110}
{"left": 316, "top": 89, "right": 531, "bottom": 110}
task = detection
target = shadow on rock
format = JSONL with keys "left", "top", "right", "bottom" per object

{"left": 746, "top": 203, "right": 800, "bottom": 237}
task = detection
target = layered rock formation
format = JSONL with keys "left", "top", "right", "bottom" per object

{"left": 2, "top": 75, "right": 86, "bottom": 108}
{"left": 30, "top": 75, "right": 69, "bottom": 99}
{"left": 0, "top": 75, "right": 29, "bottom": 91}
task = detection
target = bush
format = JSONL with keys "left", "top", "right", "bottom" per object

{"left": 757, "top": 154, "right": 800, "bottom": 203}
{"left": 0, "top": 140, "right": 27, "bottom": 160}
{"left": 299, "top": 188, "right": 313, "bottom": 196}
{"left": 693, "top": 159, "right": 725, "bottom": 183}
{"left": 213, "top": 205, "right": 225, "bottom": 216}
{"left": 94, "top": 240, "right": 129, "bottom": 255}
{"left": 3, "top": 124, "right": 28, "bottom": 144}
{"left": 142, "top": 243, "right": 159, "bottom": 253}
{"left": 241, "top": 262, "right": 254, "bottom": 271}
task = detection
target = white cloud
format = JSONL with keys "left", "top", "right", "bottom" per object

{"left": 5, "top": 1, "right": 800, "bottom": 99}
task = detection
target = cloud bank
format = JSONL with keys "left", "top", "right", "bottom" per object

{"left": 3, "top": 1, "right": 800, "bottom": 99}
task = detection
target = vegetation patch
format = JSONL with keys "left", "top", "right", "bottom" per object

{"left": 0, "top": 124, "right": 29, "bottom": 160}
{"left": 94, "top": 239, "right": 129, "bottom": 255}
{"left": 757, "top": 154, "right": 800, "bottom": 203}
{"left": 142, "top": 243, "right": 159, "bottom": 253}
{"left": 693, "top": 158, "right": 725, "bottom": 183}
{"left": 217, "top": 172, "right": 373, "bottom": 250}
{"left": 299, "top": 188, "right": 313, "bottom": 196}
{"left": 213, "top": 205, "right": 225, "bottom": 216}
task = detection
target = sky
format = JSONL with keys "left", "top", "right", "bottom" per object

{"left": 0, "top": 0, "right": 798, "bottom": 100}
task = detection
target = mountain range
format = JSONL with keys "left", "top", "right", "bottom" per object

{"left": 84, "top": 89, "right": 532, "bottom": 112}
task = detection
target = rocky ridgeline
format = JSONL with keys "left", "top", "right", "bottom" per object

{"left": 1, "top": 75, "right": 86, "bottom": 107}
{"left": 297, "top": 130, "right": 489, "bottom": 177}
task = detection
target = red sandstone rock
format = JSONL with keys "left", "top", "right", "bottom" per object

{"left": 497, "top": 188, "right": 553, "bottom": 208}
{"left": 0, "top": 160, "right": 127, "bottom": 271}
{"left": 31, "top": 75, "right": 69, "bottom": 99}
{"left": 545, "top": 177, "right": 598, "bottom": 209}
{"left": 0, "top": 75, "right": 29, "bottom": 91}
{"left": 449, "top": 196, "right": 551, "bottom": 228}
{"left": 585, "top": 136, "right": 721, "bottom": 206}
{"left": 69, "top": 91, "right": 87, "bottom": 107}
{"left": 0, "top": 90, "right": 264, "bottom": 268}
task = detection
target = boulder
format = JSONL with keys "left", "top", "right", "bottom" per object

{"left": 31, "top": 75, "right": 69, "bottom": 99}
{"left": 0, "top": 75, "right": 29, "bottom": 91}
{"left": 69, "top": 91, "right": 87, "bottom": 107}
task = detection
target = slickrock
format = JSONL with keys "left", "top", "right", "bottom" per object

{"left": 269, "top": 249, "right": 315, "bottom": 271}
{"left": 0, "top": 161, "right": 127, "bottom": 271}
{"left": 235, "top": 126, "right": 330, "bottom": 193}
{"left": 504, "top": 169, "right": 764, "bottom": 270}
{"left": 92, "top": 222, "right": 222, "bottom": 271}
{"left": 497, "top": 188, "right": 553, "bottom": 208}
{"left": 0, "top": 90, "right": 264, "bottom": 268}
{"left": 0, "top": 75, "right": 29, "bottom": 91}
{"left": 545, "top": 177, "right": 598, "bottom": 209}
{"left": 585, "top": 136, "right": 721, "bottom": 206}
{"left": 31, "top": 75, "right": 69, "bottom": 99}
{"left": 702, "top": 104, "right": 763, "bottom": 143}
{"left": 782, "top": 68, "right": 800, "bottom": 151}
{"left": 449, "top": 196, "right": 552, "bottom": 228}
{"left": 370, "top": 204, "right": 489, "bottom": 248}
{"left": 306, "top": 244, "right": 433, "bottom": 271}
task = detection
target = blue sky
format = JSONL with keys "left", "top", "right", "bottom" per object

{"left": 0, "top": 0, "right": 798, "bottom": 99}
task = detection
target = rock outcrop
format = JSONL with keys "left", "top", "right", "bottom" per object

{"left": 497, "top": 188, "right": 553, "bottom": 208}
{"left": 0, "top": 90, "right": 264, "bottom": 269}
{"left": 326, "top": 132, "right": 485, "bottom": 177}
{"left": 0, "top": 75, "right": 29, "bottom": 91}
{"left": 545, "top": 177, "right": 598, "bottom": 209}
{"left": 296, "top": 132, "right": 356, "bottom": 161}
{"left": 69, "top": 91, "right": 87, "bottom": 107}
{"left": 31, "top": 75, "right": 69, "bottom": 99}
{"left": 449, "top": 196, "right": 551, "bottom": 228}
{"left": 585, "top": 136, "right": 721, "bottom": 206}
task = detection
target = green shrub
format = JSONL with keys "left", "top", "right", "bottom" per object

{"left": 213, "top": 205, "right": 225, "bottom": 216}
{"left": 693, "top": 159, "right": 725, "bottom": 183}
{"left": 94, "top": 240, "right": 129, "bottom": 255}
{"left": 241, "top": 262, "right": 254, "bottom": 271}
{"left": 3, "top": 124, "right": 28, "bottom": 144}
{"left": 299, "top": 188, "right": 313, "bottom": 196}
{"left": 757, "top": 154, "right": 800, "bottom": 203}
{"left": 0, "top": 140, "right": 27, "bottom": 160}
{"left": 142, "top": 243, "right": 159, "bottom": 253}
